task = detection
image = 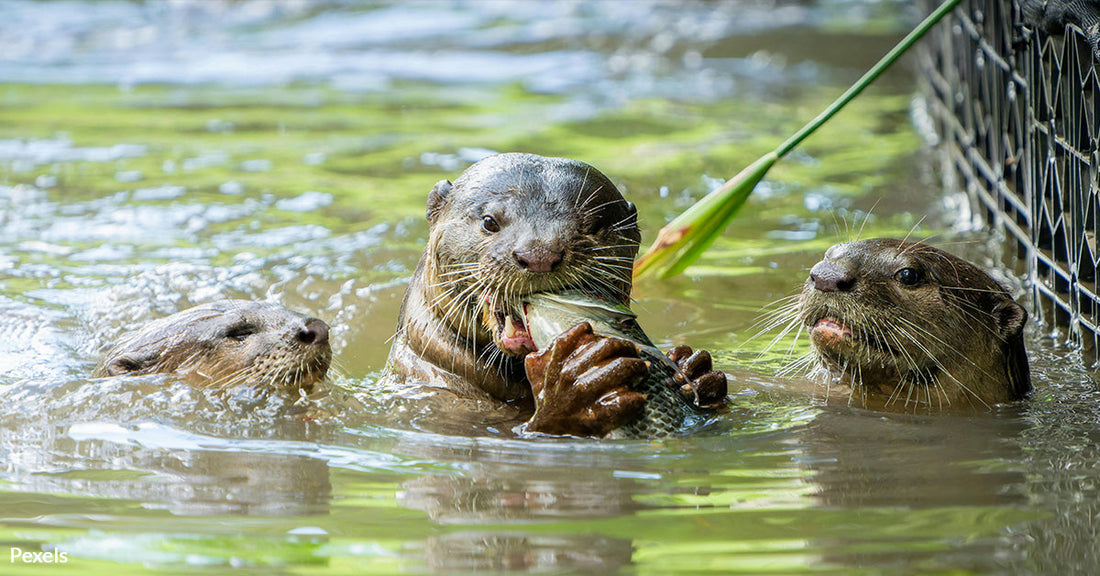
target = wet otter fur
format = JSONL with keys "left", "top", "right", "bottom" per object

{"left": 385, "top": 153, "right": 727, "bottom": 437}
{"left": 793, "top": 238, "right": 1031, "bottom": 411}
{"left": 386, "top": 153, "right": 641, "bottom": 403}
{"left": 95, "top": 300, "right": 331, "bottom": 394}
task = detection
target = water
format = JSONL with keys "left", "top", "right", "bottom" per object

{"left": 1, "top": 1, "right": 1098, "bottom": 574}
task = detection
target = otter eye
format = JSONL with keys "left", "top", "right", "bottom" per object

{"left": 225, "top": 323, "right": 257, "bottom": 341}
{"left": 481, "top": 215, "right": 500, "bottom": 234}
{"left": 895, "top": 267, "right": 924, "bottom": 287}
{"left": 108, "top": 357, "right": 143, "bottom": 375}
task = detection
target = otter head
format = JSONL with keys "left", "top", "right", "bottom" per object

{"left": 421, "top": 153, "right": 640, "bottom": 359}
{"left": 798, "top": 238, "right": 1030, "bottom": 410}
{"left": 96, "top": 300, "right": 331, "bottom": 394}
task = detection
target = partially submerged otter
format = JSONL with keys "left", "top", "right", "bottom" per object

{"left": 797, "top": 238, "right": 1031, "bottom": 410}
{"left": 95, "top": 300, "right": 331, "bottom": 393}
{"left": 385, "top": 153, "right": 724, "bottom": 436}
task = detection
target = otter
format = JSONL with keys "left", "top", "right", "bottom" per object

{"left": 95, "top": 300, "right": 331, "bottom": 393}
{"left": 797, "top": 238, "right": 1031, "bottom": 411}
{"left": 385, "top": 153, "right": 725, "bottom": 437}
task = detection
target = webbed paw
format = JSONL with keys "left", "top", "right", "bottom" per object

{"left": 667, "top": 345, "right": 727, "bottom": 409}
{"left": 523, "top": 322, "right": 648, "bottom": 438}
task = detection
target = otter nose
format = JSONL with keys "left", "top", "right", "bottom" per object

{"left": 513, "top": 247, "right": 563, "bottom": 273}
{"left": 810, "top": 260, "right": 856, "bottom": 292}
{"left": 297, "top": 318, "right": 330, "bottom": 345}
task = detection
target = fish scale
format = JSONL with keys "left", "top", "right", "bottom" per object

{"left": 522, "top": 292, "right": 711, "bottom": 438}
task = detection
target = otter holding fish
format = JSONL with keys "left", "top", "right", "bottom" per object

{"left": 522, "top": 291, "right": 727, "bottom": 437}
{"left": 794, "top": 238, "right": 1031, "bottom": 410}
{"left": 384, "top": 153, "right": 726, "bottom": 437}
{"left": 95, "top": 300, "right": 331, "bottom": 394}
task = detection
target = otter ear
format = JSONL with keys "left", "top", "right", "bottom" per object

{"left": 624, "top": 200, "right": 637, "bottom": 217}
{"left": 427, "top": 180, "right": 453, "bottom": 224}
{"left": 993, "top": 299, "right": 1027, "bottom": 340}
{"left": 615, "top": 200, "right": 638, "bottom": 229}
{"left": 621, "top": 200, "right": 640, "bottom": 240}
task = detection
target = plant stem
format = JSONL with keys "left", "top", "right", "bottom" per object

{"left": 776, "top": 0, "right": 963, "bottom": 158}
{"left": 634, "top": 0, "right": 965, "bottom": 280}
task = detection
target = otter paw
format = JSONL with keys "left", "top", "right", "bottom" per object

{"left": 523, "top": 322, "right": 648, "bottom": 438}
{"left": 667, "top": 345, "right": 728, "bottom": 409}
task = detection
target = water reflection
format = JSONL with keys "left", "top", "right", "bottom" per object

{"left": 999, "top": 345, "right": 1100, "bottom": 573}
{"left": 423, "top": 532, "right": 633, "bottom": 574}
{"left": 401, "top": 464, "right": 639, "bottom": 573}
{"left": 48, "top": 445, "right": 331, "bottom": 517}
{"left": 804, "top": 407, "right": 1028, "bottom": 508}
{"left": 399, "top": 470, "right": 639, "bottom": 522}
{"left": 1, "top": 384, "right": 337, "bottom": 518}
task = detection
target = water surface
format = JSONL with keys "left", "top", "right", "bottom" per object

{"left": 1, "top": 1, "right": 1098, "bottom": 574}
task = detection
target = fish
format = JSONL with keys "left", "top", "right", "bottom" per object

{"left": 521, "top": 291, "right": 713, "bottom": 438}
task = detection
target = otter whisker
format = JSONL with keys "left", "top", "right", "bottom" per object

{"left": 576, "top": 184, "right": 606, "bottom": 214}
{"left": 893, "top": 318, "right": 991, "bottom": 409}
{"left": 745, "top": 296, "right": 802, "bottom": 336}
{"left": 895, "top": 316, "right": 998, "bottom": 382}
{"left": 585, "top": 265, "right": 630, "bottom": 295}
{"left": 941, "top": 285, "right": 1017, "bottom": 295}
{"left": 579, "top": 197, "right": 625, "bottom": 220}
{"left": 882, "top": 328, "right": 923, "bottom": 408}
{"left": 432, "top": 276, "right": 488, "bottom": 370}
{"left": 573, "top": 168, "right": 591, "bottom": 211}
{"left": 606, "top": 211, "right": 638, "bottom": 234}
{"left": 898, "top": 217, "right": 929, "bottom": 247}
{"left": 588, "top": 244, "right": 643, "bottom": 253}
{"left": 590, "top": 255, "right": 635, "bottom": 266}
{"left": 854, "top": 198, "right": 881, "bottom": 242}
{"left": 844, "top": 360, "right": 858, "bottom": 407}
{"left": 756, "top": 309, "right": 806, "bottom": 363}
{"left": 776, "top": 349, "right": 815, "bottom": 378}
{"left": 949, "top": 299, "right": 1008, "bottom": 338}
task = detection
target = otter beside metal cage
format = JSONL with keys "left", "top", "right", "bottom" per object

{"left": 918, "top": 0, "right": 1100, "bottom": 358}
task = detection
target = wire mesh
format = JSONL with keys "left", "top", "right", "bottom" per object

{"left": 919, "top": 0, "right": 1100, "bottom": 356}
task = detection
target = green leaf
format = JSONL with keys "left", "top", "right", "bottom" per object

{"left": 635, "top": 153, "right": 777, "bottom": 279}
{"left": 633, "top": 0, "right": 963, "bottom": 280}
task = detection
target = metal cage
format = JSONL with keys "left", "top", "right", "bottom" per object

{"left": 919, "top": 0, "right": 1100, "bottom": 357}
